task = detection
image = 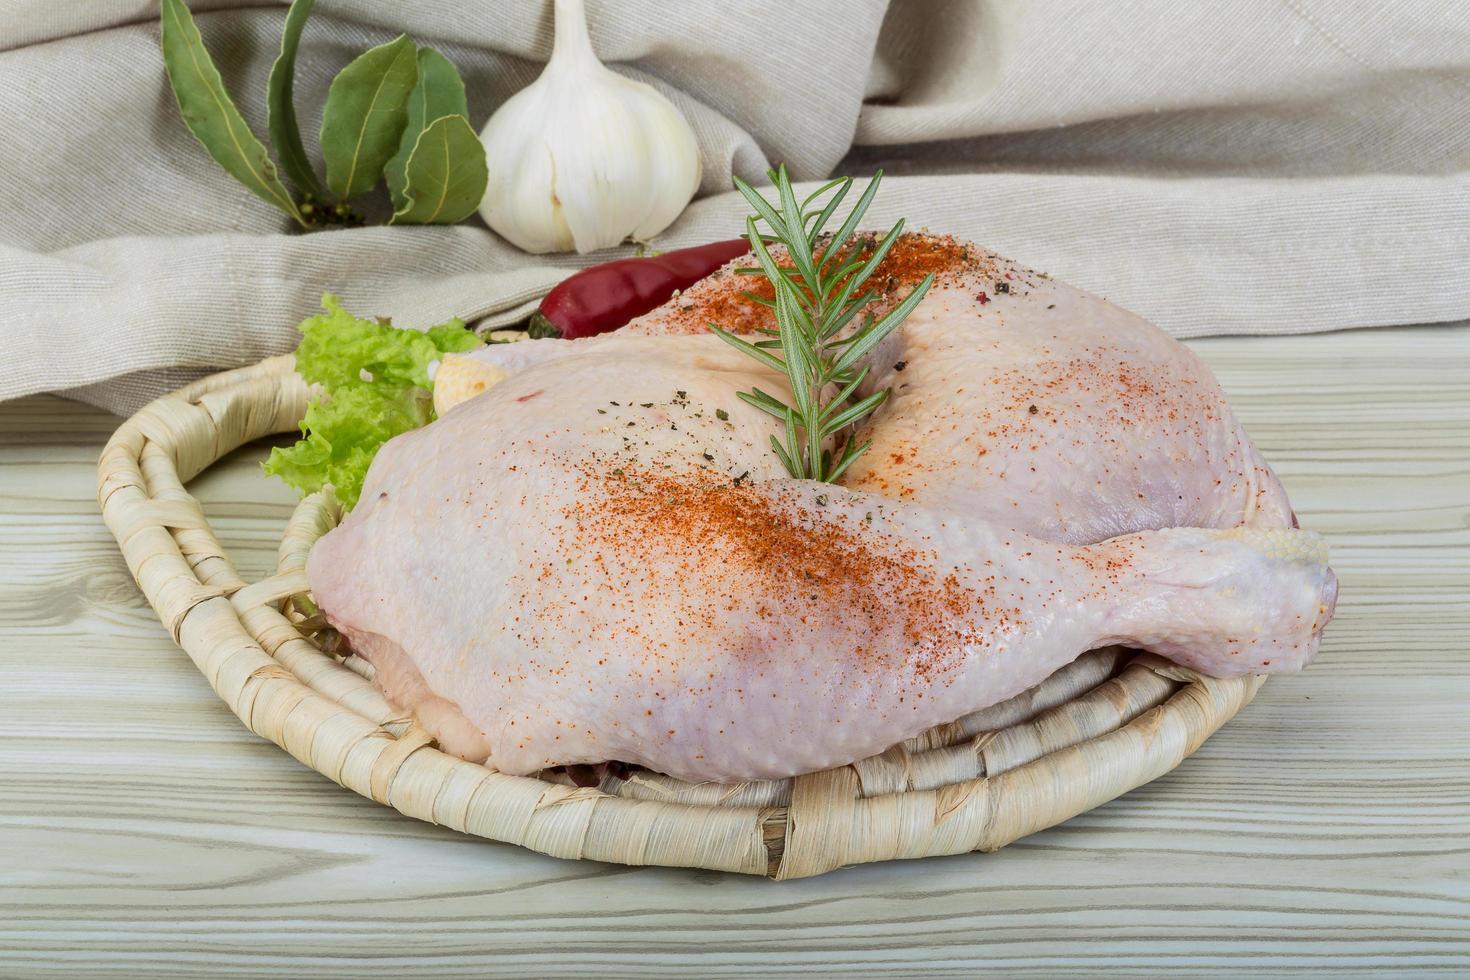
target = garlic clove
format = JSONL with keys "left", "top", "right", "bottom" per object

{"left": 433, "top": 353, "right": 508, "bottom": 416}
{"left": 477, "top": 0, "right": 701, "bottom": 254}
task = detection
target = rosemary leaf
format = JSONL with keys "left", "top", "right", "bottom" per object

{"left": 775, "top": 176, "right": 820, "bottom": 287}
{"left": 823, "top": 294, "right": 876, "bottom": 337}
{"left": 736, "top": 389, "right": 789, "bottom": 421}
{"left": 826, "top": 438, "right": 873, "bottom": 484}
{"left": 831, "top": 273, "right": 934, "bottom": 375}
{"left": 709, "top": 325, "right": 786, "bottom": 373}
{"left": 819, "top": 169, "right": 884, "bottom": 268}
{"left": 784, "top": 411, "right": 802, "bottom": 476}
{"left": 770, "top": 434, "right": 799, "bottom": 477}
{"left": 740, "top": 387, "right": 794, "bottom": 418}
{"left": 733, "top": 176, "right": 788, "bottom": 245}
{"left": 776, "top": 283, "right": 815, "bottom": 419}
{"left": 820, "top": 366, "right": 871, "bottom": 422}
{"left": 841, "top": 221, "right": 906, "bottom": 303}
{"left": 801, "top": 177, "right": 847, "bottom": 210}
{"left": 822, "top": 388, "right": 889, "bottom": 436}
{"left": 804, "top": 179, "right": 852, "bottom": 247}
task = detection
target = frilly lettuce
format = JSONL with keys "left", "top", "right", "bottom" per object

{"left": 264, "top": 294, "right": 481, "bottom": 508}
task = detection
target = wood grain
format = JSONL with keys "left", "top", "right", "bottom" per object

{"left": 2, "top": 324, "right": 1467, "bottom": 976}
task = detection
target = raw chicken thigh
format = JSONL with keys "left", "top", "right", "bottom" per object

{"left": 309, "top": 234, "right": 1336, "bottom": 783}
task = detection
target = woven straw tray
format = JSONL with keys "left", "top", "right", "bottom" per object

{"left": 97, "top": 354, "right": 1264, "bottom": 879}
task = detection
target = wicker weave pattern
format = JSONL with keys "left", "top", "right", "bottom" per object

{"left": 97, "top": 356, "right": 1264, "bottom": 878}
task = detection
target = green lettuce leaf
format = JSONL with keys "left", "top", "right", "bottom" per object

{"left": 264, "top": 294, "right": 481, "bottom": 508}
{"left": 293, "top": 293, "right": 479, "bottom": 390}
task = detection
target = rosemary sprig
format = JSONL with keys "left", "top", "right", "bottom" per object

{"left": 708, "top": 165, "right": 933, "bottom": 483}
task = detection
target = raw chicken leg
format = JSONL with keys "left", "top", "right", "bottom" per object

{"left": 310, "top": 324, "right": 1336, "bottom": 782}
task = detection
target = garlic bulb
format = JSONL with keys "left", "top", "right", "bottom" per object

{"left": 477, "top": 0, "right": 702, "bottom": 253}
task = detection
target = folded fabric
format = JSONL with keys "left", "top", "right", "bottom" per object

{"left": 2, "top": 0, "right": 1466, "bottom": 416}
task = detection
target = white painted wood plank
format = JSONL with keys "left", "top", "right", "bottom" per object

{"left": 1, "top": 324, "right": 1466, "bottom": 976}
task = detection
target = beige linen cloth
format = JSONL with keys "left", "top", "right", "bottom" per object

{"left": 3, "top": 1, "right": 1467, "bottom": 416}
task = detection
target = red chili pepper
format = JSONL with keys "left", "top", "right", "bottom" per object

{"left": 527, "top": 239, "right": 751, "bottom": 340}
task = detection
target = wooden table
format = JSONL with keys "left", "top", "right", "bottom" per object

{"left": 2, "top": 325, "right": 1466, "bottom": 977}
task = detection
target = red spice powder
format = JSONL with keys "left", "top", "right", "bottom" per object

{"left": 564, "top": 466, "right": 985, "bottom": 680}
{"left": 656, "top": 232, "right": 993, "bottom": 336}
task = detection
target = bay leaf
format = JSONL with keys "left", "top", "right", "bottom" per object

{"left": 390, "top": 115, "right": 488, "bottom": 225}
{"left": 266, "top": 0, "right": 321, "bottom": 198}
{"left": 320, "top": 34, "right": 418, "bottom": 201}
{"left": 385, "top": 48, "right": 469, "bottom": 211}
{"left": 159, "top": 0, "right": 303, "bottom": 225}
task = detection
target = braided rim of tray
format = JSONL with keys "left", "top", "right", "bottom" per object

{"left": 97, "top": 354, "right": 1263, "bottom": 879}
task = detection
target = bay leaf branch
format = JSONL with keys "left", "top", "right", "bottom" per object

{"left": 159, "top": 0, "right": 305, "bottom": 226}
